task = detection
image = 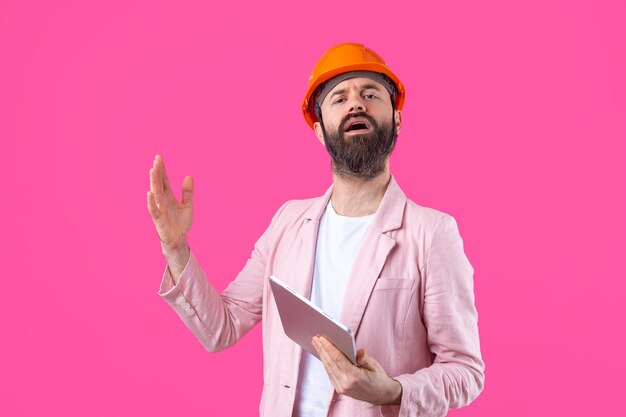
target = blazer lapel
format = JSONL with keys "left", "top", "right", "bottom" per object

{"left": 290, "top": 183, "right": 334, "bottom": 299}
{"left": 339, "top": 176, "right": 407, "bottom": 336}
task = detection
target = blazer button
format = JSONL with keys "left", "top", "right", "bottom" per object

{"left": 175, "top": 296, "right": 186, "bottom": 306}
{"left": 185, "top": 308, "right": 195, "bottom": 316}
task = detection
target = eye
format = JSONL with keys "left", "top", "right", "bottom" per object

{"left": 364, "top": 93, "right": 377, "bottom": 99}
{"left": 333, "top": 97, "right": 345, "bottom": 104}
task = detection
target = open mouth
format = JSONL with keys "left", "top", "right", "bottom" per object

{"left": 344, "top": 118, "right": 371, "bottom": 133}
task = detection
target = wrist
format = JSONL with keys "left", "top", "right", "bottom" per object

{"left": 162, "top": 240, "right": 189, "bottom": 259}
{"left": 162, "top": 243, "right": 190, "bottom": 281}
{"left": 385, "top": 379, "right": 402, "bottom": 405}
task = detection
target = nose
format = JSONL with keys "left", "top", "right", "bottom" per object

{"left": 348, "top": 95, "right": 366, "bottom": 113}
{"left": 350, "top": 103, "right": 365, "bottom": 112}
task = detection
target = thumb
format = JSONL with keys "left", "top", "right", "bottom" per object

{"left": 356, "top": 348, "right": 376, "bottom": 371}
{"left": 181, "top": 176, "right": 194, "bottom": 206}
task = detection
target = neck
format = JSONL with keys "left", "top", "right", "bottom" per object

{"left": 330, "top": 165, "right": 391, "bottom": 217}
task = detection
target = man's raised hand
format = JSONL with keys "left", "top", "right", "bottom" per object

{"left": 147, "top": 154, "right": 194, "bottom": 279}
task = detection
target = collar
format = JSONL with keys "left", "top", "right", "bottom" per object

{"left": 303, "top": 175, "right": 406, "bottom": 234}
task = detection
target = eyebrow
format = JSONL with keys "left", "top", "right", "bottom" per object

{"left": 328, "top": 83, "right": 384, "bottom": 100}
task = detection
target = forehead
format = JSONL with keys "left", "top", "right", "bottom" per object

{"left": 326, "top": 77, "right": 387, "bottom": 96}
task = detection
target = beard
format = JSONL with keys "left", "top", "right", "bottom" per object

{"left": 322, "top": 112, "right": 397, "bottom": 180}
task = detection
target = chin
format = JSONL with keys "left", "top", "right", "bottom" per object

{"left": 342, "top": 133, "right": 372, "bottom": 144}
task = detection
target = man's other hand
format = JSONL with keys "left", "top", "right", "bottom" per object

{"left": 312, "top": 335, "right": 402, "bottom": 405}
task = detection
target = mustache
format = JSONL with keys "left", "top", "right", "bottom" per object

{"left": 339, "top": 112, "right": 377, "bottom": 133}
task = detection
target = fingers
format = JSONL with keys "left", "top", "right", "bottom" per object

{"left": 149, "top": 165, "right": 166, "bottom": 208}
{"left": 146, "top": 190, "right": 161, "bottom": 220}
{"left": 318, "top": 336, "right": 350, "bottom": 364}
{"left": 151, "top": 154, "right": 170, "bottom": 195}
{"left": 313, "top": 337, "right": 393, "bottom": 404}
{"left": 151, "top": 155, "right": 192, "bottom": 207}
{"left": 314, "top": 336, "right": 354, "bottom": 382}
{"left": 313, "top": 337, "right": 343, "bottom": 391}
{"left": 181, "top": 175, "right": 194, "bottom": 206}
{"left": 150, "top": 166, "right": 160, "bottom": 205}
{"left": 150, "top": 155, "right": 166, "bottom": 206}
{"left": 149, "top": 165, "right": 158, "bottom": 194}
{"left": 156, "top": 154, "right": 172, "bottom": 192}
{"left": 153, "top": 155, "right": 165, "bottom": 194}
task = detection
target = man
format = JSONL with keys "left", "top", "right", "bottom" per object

{"left": 147, "top": 43, "right": 485, "bottom": 417}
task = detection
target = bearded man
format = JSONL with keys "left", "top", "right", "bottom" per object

{"left": 147, "top": 42, "right": 485, "bottom": 417}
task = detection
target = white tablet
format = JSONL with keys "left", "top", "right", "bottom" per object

{"left": 268, "top": 275, "right": 357, "bottom": 365}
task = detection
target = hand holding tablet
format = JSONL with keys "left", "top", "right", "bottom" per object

{"left": 268, "top": 275, "right": 357, "bottom": 365}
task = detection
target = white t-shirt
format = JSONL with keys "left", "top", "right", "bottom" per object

{"left": 293, "top": 201, "right": 376, "bottom": 417}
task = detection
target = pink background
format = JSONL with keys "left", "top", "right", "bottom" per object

{"left": 1, "top": 0, "right": 624, "bottom": 415}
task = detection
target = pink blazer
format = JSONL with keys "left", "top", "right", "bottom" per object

{"left": 158, "top": 175, "right": 485, "bottom": 417}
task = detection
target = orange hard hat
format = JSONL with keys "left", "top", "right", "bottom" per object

{"left": 301, "top": 42, "right": 406, "bottom": 129}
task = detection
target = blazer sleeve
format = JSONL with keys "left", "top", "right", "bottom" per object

{"left": 157, "top": 200, "right": 291, "bottom": 352}
{"left": 393, "top": 214, "right": 485, "bottom": 417}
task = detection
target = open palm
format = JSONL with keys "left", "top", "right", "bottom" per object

{"left": 147, "top": 154, "right": 194, "bottom": 252}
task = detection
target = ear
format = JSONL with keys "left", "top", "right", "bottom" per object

{"left": 313, "top": 121, "right": 325, "bottom": 146}
{"left": 394, "top": 109, "right": 402, "bottom": 135}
